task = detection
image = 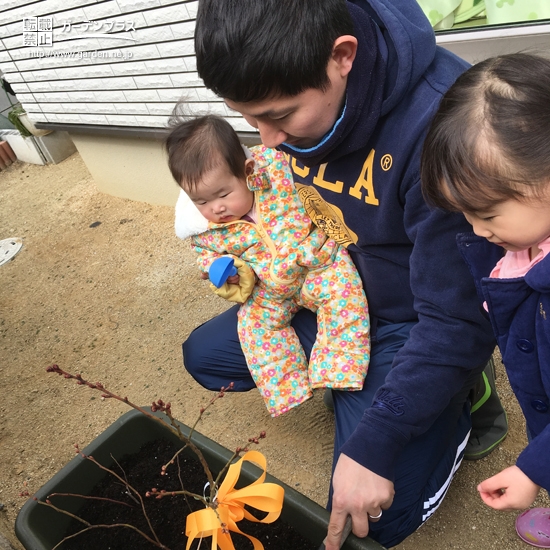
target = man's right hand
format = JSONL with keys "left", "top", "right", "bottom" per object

{"left": 325, "top": 453, "right": 394, "bottom": 550}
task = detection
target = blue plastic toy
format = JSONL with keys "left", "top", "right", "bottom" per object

{"left": 209, "top": 256, "right": 238, "bottom": 288}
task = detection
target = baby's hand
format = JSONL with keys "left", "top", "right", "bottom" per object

{"left": 209, "top": 258, "right": 255, "bottom": 303}
{"left": 477, "top": 465, "right": 540, "bottom": 510}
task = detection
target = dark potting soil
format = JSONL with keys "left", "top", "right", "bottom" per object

{"left": 58, "top": 438, "right": 317, "bottom": 550}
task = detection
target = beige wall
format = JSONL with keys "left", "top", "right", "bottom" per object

{"left": 69, "top": 133, "right": 180, "bottom": 206}
{"left": 70, "top": 132, "right": 262, "bottom": 206}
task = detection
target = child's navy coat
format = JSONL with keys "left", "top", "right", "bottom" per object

{"left": 459, "top": 232, "right": 550, "bottom": 492}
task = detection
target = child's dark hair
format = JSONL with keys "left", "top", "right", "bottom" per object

{"left": 421, "top": 52, "right": 550, "bottom": 213}
{"left": 165, "top": 115, "right": 247, "bottom": 191}
{"left": 195, "top": 0, "right": 354, "bottom": 103}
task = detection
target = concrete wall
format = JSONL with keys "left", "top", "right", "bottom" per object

{"left": 69, "top": 130, "right": 262, "bottom": 206}
{"left": 70, "top": 132, "right": 178, "bottom": 205}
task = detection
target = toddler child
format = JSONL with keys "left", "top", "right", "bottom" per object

{"left": 421, "top": 52, "right": 550, "bottom": 547}
{"left": 167, "top": 115, "right": 370, "bottom": 417}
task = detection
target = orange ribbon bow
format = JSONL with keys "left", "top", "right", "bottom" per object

{"left": 185, "top": 450, "right": 285, "bottom": 550}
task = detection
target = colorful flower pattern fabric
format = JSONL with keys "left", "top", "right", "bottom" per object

{"left": 191, "top": 146, "right": 370, "bottom": 417}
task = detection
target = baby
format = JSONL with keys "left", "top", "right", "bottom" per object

{"left": 167, "top": 115, "right": 370, "bottom": 417}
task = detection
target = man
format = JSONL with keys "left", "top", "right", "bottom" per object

{"left": 182, "top": 0, "right": 508, "bottom": 547}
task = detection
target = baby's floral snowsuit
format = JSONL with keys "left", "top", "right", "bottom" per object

{"left": 190, "top": 146, "right": 370, "bottom": 417}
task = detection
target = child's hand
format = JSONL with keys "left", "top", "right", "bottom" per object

{"left": 209, "top": 258, "right": 255, "bottom": 303}
{"left": 226, "top": 274, "right": 240, "bottom": 285}
{"left": 477, "top": 465, "right": 540, "bottom": 510}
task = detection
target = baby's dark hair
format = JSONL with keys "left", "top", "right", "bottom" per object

{"left": 421, "top": 52, "right": 550, "bottom": 213}
{"left": 165, "top": 114, "right": 247, "bottom": 192}
{"left": 195, "top": 0, "right": 354, "bottom": 102}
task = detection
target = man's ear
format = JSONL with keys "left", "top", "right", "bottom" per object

{"left": 330, "top": 35, "right": 358, "bottom": 77}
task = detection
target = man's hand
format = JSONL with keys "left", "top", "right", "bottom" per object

{"left": 477, "top": 465, "right": 540, "bottom": 510}
{"left": 324, "top": 453, "right": 394, "bottom": 550}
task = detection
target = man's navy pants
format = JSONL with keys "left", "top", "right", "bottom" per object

{"left": 183, "top": 305, "right": 477, "bottom": 548}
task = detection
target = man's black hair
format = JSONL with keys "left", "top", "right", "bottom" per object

{"left": 195, "top": 0, "right": 354, "bottom": 102}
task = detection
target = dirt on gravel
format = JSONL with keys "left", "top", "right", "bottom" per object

{"left": 0, "top": 152, "right": 548, "bottom": 550}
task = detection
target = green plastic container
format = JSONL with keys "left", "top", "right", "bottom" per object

{"left": 15, "top": 408, "right": 385, "bottom": 550}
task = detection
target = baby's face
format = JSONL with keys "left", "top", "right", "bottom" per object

{"left": 185, "top": 162, "right": 254, "bottom": 224}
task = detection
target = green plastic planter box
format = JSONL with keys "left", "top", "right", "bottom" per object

{"left": 15, "top": 408, "right": 385, "bottom": 550}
